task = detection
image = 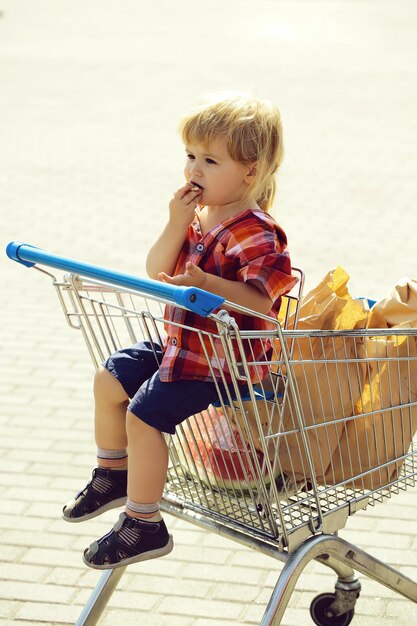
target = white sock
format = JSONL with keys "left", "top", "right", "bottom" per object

{"left": 126, "top": 499, "right": 162, "bottom": 522}
{"left": 97, "top": 447, "right": 128, "bottom": 469}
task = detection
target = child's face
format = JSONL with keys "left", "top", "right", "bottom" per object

{"left": 184, "top": 137, "right": 252, "bottom": 208}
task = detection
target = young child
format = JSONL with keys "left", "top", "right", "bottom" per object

{"left": 62, "top": 94, "right": 297, "bottom": 569}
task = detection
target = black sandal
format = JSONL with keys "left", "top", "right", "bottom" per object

{"left": 83, "top": 512, "right": 174, "bottom": 569}
{"left": 62, "top": 467, "right": 127, "bottom": 523}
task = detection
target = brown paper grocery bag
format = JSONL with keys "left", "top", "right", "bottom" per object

{"left": 367, "top": 277, "right": 417, "bottom": 329}
{"left": 279, "top": 266, "right": 368, "bottom": 331}
{"left": 264, "top": 268, "right": 368, "bottom": 483}
{"left": 225, "top": 273, "right": 417, "bottom": 491}
{"left": 328, "top": 277, "right": 417, "bottom": 490}
{"left": 275, "top": 332, "right": 367, "bottom": 484}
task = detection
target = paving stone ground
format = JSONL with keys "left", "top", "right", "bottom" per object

{"left": 1, "top": 1, "right": 416, "bottom": 624}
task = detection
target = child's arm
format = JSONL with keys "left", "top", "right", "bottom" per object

{"left": 159, "top": 261, "right": 272, "bottom": 315}
{"left": 146, "top": 184, "right": 202, "bottom": 279}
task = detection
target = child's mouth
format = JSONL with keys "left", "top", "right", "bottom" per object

{"left": 190, "top": 181, "right": 204, "bottom": 191}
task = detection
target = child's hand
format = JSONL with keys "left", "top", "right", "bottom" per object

{"left": 169, "top": 183, "right": 202, "bottom": 227}
{"left": 159, "top": 262, "right": 207, "bottom": 288}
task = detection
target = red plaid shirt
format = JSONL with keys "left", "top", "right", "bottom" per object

{"left": 159, "top": 208, "right": 296, "bottom": 383}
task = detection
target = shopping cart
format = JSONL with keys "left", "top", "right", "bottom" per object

{"left": 6, "top": 241, "right": 417, "bottom": 626}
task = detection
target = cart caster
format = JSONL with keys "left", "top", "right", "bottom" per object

{"left": 310, "top": 592, "right": 354, "bottom": 626}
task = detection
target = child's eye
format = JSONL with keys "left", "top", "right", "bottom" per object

{"left": 206, "top": 158, "right": 217, "bottom": 165}
{"left": 186, "top": 154, "right": 195, "bottom": 160}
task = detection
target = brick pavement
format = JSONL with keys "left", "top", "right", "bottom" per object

{"left": 1, "top": 0, "right": 416, "bottom": 624}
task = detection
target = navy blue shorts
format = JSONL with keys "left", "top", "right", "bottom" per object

{"left": 104, "top": 341, "right": 247, "bottom": 435}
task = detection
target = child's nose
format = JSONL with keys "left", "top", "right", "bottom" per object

{"left": 190, "top": 161, "right": 202, "bottom": 177}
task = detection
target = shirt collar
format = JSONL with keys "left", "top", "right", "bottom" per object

{"left": 192, "top": 207, "right": 264, "bottom": 241}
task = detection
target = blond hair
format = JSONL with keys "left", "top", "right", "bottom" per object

{"left": 179, "top": 94, "right": 284, "bottom": 212}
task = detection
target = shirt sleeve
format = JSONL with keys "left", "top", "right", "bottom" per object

{"left": 230, "top": 222, "right": 298, "bottom": 302}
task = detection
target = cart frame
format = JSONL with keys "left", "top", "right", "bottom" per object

{"left": 6, "top": 241, "right": 417, "bottom": 626}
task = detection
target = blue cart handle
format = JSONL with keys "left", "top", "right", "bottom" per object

{"left": 6, "top": 241, "right": 225, "bottom": 317}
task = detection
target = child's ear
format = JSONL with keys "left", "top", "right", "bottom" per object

{"left": 245, "top": 162, "right": 258, "bottom": 183}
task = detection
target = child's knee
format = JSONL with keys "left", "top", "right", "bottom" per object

{"left": 94, "top": 366, "right": 128, "bottom": 403}
{"left": 126, "top": 410, "right": 157, "bottom": 435}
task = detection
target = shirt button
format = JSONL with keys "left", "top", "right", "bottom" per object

{"left": 196, "top": 243, "right": 205, "bottom": 252}
{"left": 171, "top": 338, "right": 178, "bottom": 346}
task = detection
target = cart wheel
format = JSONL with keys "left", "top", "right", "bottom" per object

{"left": 310, "top": 593, "right": 354, "bottom": 626}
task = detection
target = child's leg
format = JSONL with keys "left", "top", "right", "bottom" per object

{"left": 63, "top": 342, "right": 163, "bottom": 525}
{"left": 62, "top": 367, "right": 130, "bottom": 522}
{"left": 82, "top": 412, "right": 173, "bottom": 569}
{"left": 93, "top": 366, "right": 129, "bottom": 466}
{"left": 125, "top": 411, "right": 168, "bottom": 511}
